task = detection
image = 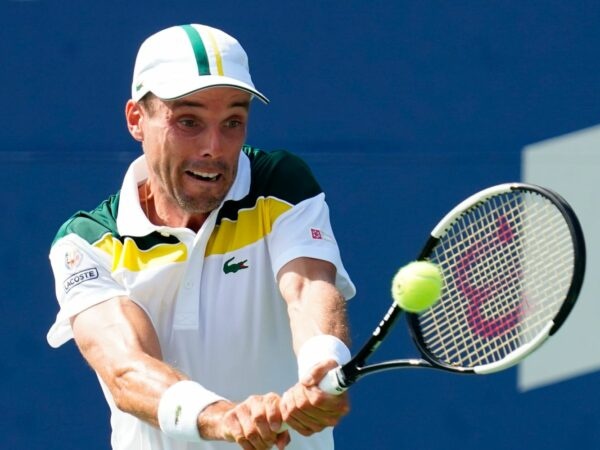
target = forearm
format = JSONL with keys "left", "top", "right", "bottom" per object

{"left": 106, "top": 355, "right": 240, "bottom": 442}
{"left": 285, "top": 278, "right": 350, "bottom": 352}
{"left": 110, "top": 357, "right": 283, "bottom": 445}
{"left": 71, "top": 297, "right": 284, "bottom": 446}
{"left": 72, "top": 297, "right": 189, "bottom": 427}
{"left": 278, "top": 257, "right": 351, "bottom": 383}
{"left": 102, "top": 351, "right": 186, "bottom": 426}
{"left": 278, "top": 257, "right": 352, "bottom": 434}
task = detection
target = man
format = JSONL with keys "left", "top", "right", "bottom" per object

{"left": 47, "top": 24, "right": 355, "bottom": 450}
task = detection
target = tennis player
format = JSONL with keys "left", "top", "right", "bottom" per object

{"left": 47, "top": 23, "right": 355, "bottom": 450}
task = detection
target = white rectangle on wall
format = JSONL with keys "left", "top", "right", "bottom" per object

{"left": 520, "top": 124, "right": 600, "bottom": 391}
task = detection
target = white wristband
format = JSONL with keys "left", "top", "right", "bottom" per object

{"left": 297, "top": 335, "right": 351, "bottom": 380}
{"left": 157, "top": 380, "right": 226, "bottom": 442}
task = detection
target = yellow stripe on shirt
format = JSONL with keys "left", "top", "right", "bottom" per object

{"left": 94, "top": 234, "right": 188, "bottom": 272}
{"left": 206, "top": 197, "right": 292, "bottom": 255}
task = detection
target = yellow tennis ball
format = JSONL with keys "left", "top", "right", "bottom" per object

{"left": 391, "top": 261, "right": 443, "bottom": 312}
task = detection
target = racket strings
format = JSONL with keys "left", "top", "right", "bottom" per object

{"left": 417, "top": 190, "right": 575, "bottom": 369}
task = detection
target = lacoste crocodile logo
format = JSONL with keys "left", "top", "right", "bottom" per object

{"left": 223, "top": 257, "right": 249, "bottom": 274}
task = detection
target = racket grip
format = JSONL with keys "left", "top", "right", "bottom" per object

{"left": 318, "top": 367, "right": 348, "bottom": 395}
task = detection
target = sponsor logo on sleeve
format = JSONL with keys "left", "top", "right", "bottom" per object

{"left": 310, "top": 228, "right": 323, "bottom": 239}
{"left": 63, "top": 268, "right": 99, "bottom": 293}
{"left": 64, "top": 247, "right": 83, "bottom": 270}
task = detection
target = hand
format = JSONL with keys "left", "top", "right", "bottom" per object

{"left": 280, "top": 360, "right": 350, "bottom": 436}
{"left": 200, "top": 394, "right": 291, "bottom": 449}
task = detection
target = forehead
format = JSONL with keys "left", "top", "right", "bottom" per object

{"left": 167, "top": 87, "right": 252, "bottom": 110}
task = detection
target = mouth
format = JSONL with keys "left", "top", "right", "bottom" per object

{"left": 185, "top": 170, "right": 221, "bottom": 182}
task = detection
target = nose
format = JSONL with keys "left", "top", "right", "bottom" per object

{"left": 200, "top": 126, "right": 222, "bottom": 157}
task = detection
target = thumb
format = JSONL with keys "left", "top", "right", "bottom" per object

{"left": 302, "top": 359, "right": 340, "bottom": 386}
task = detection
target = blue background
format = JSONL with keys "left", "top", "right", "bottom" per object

{"left": 2, "top": 1, "right": 599, "bottom": 449}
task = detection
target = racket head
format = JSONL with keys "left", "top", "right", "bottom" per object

{"left": 406, "top": 183, "right": 586, "bottom": 374}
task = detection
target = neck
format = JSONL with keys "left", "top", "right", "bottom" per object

{"left": 139, "top": 181, "right": 209, "bottom": 232}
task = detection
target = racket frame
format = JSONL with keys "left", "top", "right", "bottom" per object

{"left": 407, "top": 182, "right": 586, "bottom": 374}
{"left": 331, "top": 182, "right": 586, "bottom": 390}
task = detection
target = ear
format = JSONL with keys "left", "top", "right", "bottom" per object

{"left": 125, "top": 100, "right": 144, "bottom": 142}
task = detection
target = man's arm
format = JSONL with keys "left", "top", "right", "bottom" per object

{"left": 71, "top": 296, "right": 182, "bottom": 426}
{"left": 277, "top": 257, "right": 352, "bottom": 435}
{"left": 71, "top": 295, "right": 290, "bottom": 449}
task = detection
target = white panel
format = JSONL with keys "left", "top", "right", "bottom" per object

{"left": 520, "top": 124, "right": 600, "bottom": 391}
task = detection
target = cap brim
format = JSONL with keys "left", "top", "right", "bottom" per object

{"left": 148, "top": 75, "right": 269, "bottom": 104}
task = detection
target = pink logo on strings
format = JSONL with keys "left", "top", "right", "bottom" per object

{"left": 455, "top": 215, "right": 524, "bottom": 338}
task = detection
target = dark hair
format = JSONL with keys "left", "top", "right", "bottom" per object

{"left": 138, "top": 92, "right": 158, "bottom": 115}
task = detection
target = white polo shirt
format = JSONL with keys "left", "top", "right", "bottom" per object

{"left": 47, "top": 147, "right": 355, "bottom": 450}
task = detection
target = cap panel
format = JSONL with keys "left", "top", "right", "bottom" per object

{"left": 132, "top": 26, "right": 199, "bottom": 100}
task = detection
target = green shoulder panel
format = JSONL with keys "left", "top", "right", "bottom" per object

{"left": 52, "top": 192, "right": 181, "bottom": 250}
{"left": 52, "top": 193, "right": 121, "bottom": 247}
{"left": 218, "top": 146, "right": 323, "bottom": 222}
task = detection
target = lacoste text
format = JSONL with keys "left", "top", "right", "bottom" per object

{"left": 64, "top": 268, "right": 99, "bottom": 293}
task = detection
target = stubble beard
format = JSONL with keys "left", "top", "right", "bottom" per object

{"left": 175, "top": 165, "right": 237, "bottom": 215}
{"left": 176, "top": 192, "right": 223, "bottom": 215}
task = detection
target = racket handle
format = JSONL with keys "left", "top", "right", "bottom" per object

{"left": 318, "top": 367, "right": 348, "bottom": 395}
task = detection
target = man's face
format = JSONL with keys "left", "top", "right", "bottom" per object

{"left": 135, "top": 87, "right": 251, "bottom": 218}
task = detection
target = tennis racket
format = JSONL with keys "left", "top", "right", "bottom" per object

{"left": 319, "top": 182, "right": 586, "bottom": 394}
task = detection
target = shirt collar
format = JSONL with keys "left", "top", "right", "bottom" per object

{"left": 117, "top": 151, "right": 251, "bottom": 237}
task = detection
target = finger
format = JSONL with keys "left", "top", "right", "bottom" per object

{"left": 281, "top": 387, "right": 321, "bottom": 436}
{"left": 222, "top": 411, "right": 244, "bottom": 444}
{"left": 285, "top": 411, "right": 322, "bottom": 436}
{"left": 224, "top": 403, "right": 265, "bottom": 449}
{"left": 223, "top": 424, "right": 255, "bottom": 450}
{"left": 236, "top": 438, "right": 255, "bottom": 450}
{"left": 282, "top": 384, "right": 349, "bottom": 435}
{"left": 265, "top": 393, "right": 283, "bottom": 432}
{"left": 275, "top": 430, "right": 291, "bottom": 450}
{"left": 280, "top": 389, "right": 302, "bottom": 433}
{"left": 298, "top": 378, "right": 351, "bottom": 417}
{"left": 240, "top": 402, "right": 273, "bottom": 450}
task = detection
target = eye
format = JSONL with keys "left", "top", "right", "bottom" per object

{"left": 178, "top": 117, "right": 198, "bottom": 128}
{"left": 225, "top": 118, "right": 246, "bottom": 130}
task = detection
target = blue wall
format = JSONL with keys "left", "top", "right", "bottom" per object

{"left": 3, "top": 2, "right": 600, "bottom": 449}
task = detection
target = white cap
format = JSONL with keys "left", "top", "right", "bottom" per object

{"left": 131, "top": 24, "right": 269, "bottom": 103}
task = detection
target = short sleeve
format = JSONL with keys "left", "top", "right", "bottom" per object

{"left": 268, "top": 193, "right": 356, "bottom": 301}
{"left": 47, "top": 234, "right": 128, "bottom": 348}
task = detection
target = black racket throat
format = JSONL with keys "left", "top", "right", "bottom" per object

{"left": 337, "top": 303, "right": 474, "bottom": 389}
{"left": 337, "top": 303, "right": 442, "bottom": 387}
